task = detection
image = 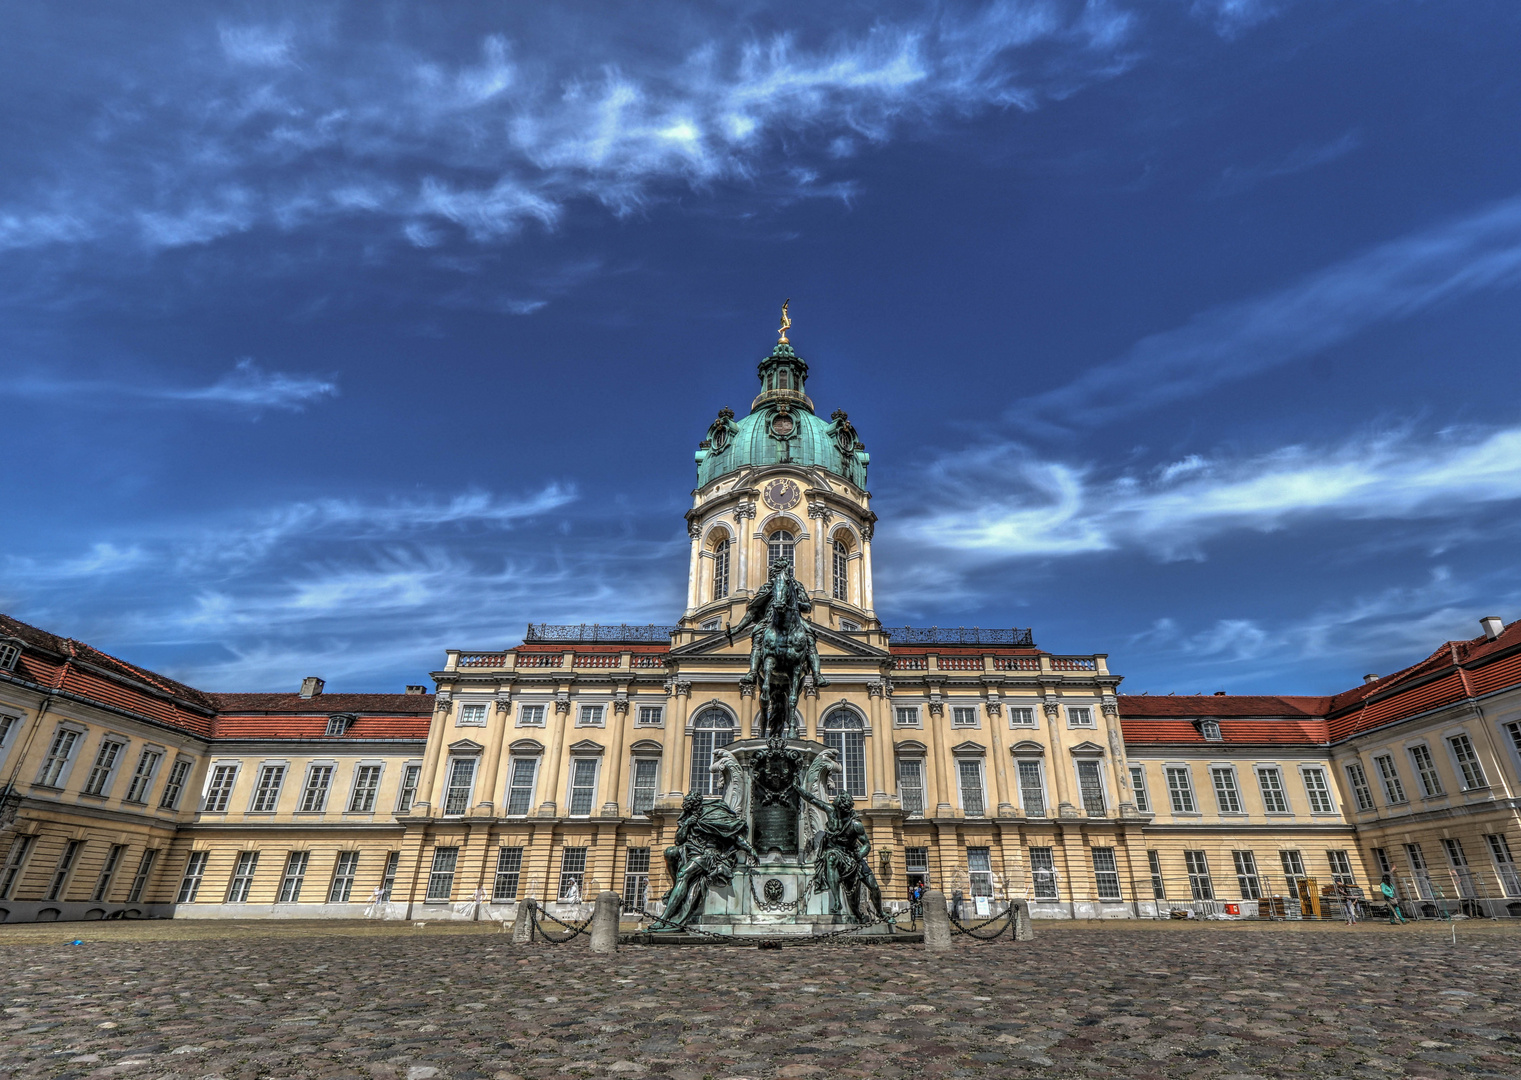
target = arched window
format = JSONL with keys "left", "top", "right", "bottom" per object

{"left": 822, "top": 709, "right": 867, "bottom": 798}
{"left": 768, "top": 530, "right": 795, "bottom": 569}
{"left": 832, "top": 538, "right": 849, "bottom": 601}
{"left": 712, "top": 539, "right": 730, "bottom": 600}
{"left": 777, "top": 368, "right": 790, "bottom": 390}
{"left": 688, "top": 708, "right": 735, "bottom": 795}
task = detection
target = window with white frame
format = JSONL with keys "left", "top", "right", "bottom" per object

{"left": 833, "top": 538, "right": 849, "bottom": 602}
{"left": 125, "top": 849, "right": 157, "bottom": 903}
{"left": 1302, "top": 767, "right": 1334, "bottom": 813}
{"left": 37, "top": 728, "right": 80, "bottom": 788}
{"left": 1067, "top": 706, "right": 1094, "bottom": 727}
{"left": 396, "top": 763, "right": 422, "bottom": 812}
{"left": 0, "top": 640, "right": 18, "bottom": 670}
{"left": 298, "top": 765, "right": 335, "bottom": 813}
{"left": 277, "top": 851, "right": 309, "bottom": 902}
{"left": 1129, "top": 765, "right": 1151, "bottom": 812}
{"left": 1346, "top": 760, "right": 1375, "bottom": 811}
{"left": 1442, "top": 837, "right": 1477, "bottom": 897}
{"left": 1326, "top": 849, "right": 1355, "bottom": 887}
{"left": 701, "top": 618, "right": 721, "bottom": 630}
{"left": 1506, "top": 721, "right": 1521, "bottom": 768}
{"left": 578, "top": 704, "right": 605, "bottom": 727}
{"left": 325, "top": 715, "right": 352, "bottom": 736}
{"left": 226, "top": 851, "right": 259, "bottom": 903}
{"left": 823, "top": 709, "right": 867, "bottom": 798}
{"left": 1448, "top": 733, "right": 1488, "bottom": 790}
{"left": 1409, "top": 744, "right": 1444, "bottom": 796}
{"left": 631, "top": 758, "right": 659, "bottom": 815}
{"left": 1008, "top": 706, "right": 1035, "bottom": 727}
{"left": 689, "top": 707, "right": 735, "bottom": 795}
{"left": 93, "top": 844, "right": 126, "bottom": 902}
{"left": 558, "top": 847, "right": 587, "bottom": 900}
{"left": 1147, "top": 850, "right": 1166, "bottom": 899}
{"left": 1485, "top": 834, "right": 1520, "bottom": 896}
{"left": 1092, "top": 847, "right": 1122, "bottom": 900}
{"left": 839, "top": 619, "right": 860, "bottom": 631}
{"left": 1165, "top": 766, "right": 1196, "bottom": 812}
{"left": 623, "top": 847, "right": 650, "bottom": 911}
{"left": 897, "top": 757, "right": 925, "bottom": 815}
{"left": 249, "top": 764, "right": 287, "bottom": 813}
{"left": 426, "top": 846, "right": 458, "bottom": 901}
{"left": 1076, "top": 759, "right": 1106, "bottom": 816}
{"left": 518, "top": 704, "right": 546, "bottom": 727}
{"left": 1404, "top": 843, "right": 1434, "bottom": 898}
{"left": 1198, "top": 719, "right": 1222, "bottom": 741}
{"left": 1373, "top": 755, "right": 1406, "bottom": 804}
{"left": 1280, "top": 849, "right": 1307, "bottom": 896}
{"left": 329, "top": 851, "right": 360, "bottom": 902}
{"left": 46, "top": 840, "right": 82, "bottom": 900}
{"left": 457, "top": 703, "right": 488, "bottom": 727}
{"left": 506, "top": 757, "right": 539, "bottom": 815}
{"left": 1029, "top": 846, "right": 1059, "bottom": 899}
{"left": 83, "top": 739, "right": 126, "bottom": 796}
{"left": 348, "top": 765, "right": 382, "bottom": 812}
{"left": 494, "top": 846, "right": 523, "bottom": 900}
{"left": 1017, "top": 760, "right": 1045, "bottom": 817}
{"left": 124, "top": 749, "right": 161, "bottom": 804}
{"left": 894, "top": 705, "right": 920, "bottom": 727}
{"left": 712, "top": 539, "right": 730, "bottom": 601}
{"left": 0, "top": 713, "right": 18, "bottom": 755}
{"left": 967, "top": 846, "right": 993, "bottom": 896}
{"left": 0, "top": 835, "right": 36, "bottom": 899}
{"left": 767, "top": 530, "right": 795, "bottom": 569}
{"left": 952, "top": 706, "right": 978, "bottom": 728}
{"left": 159, "top": 759, "right": 192, "bottom": 810}
{"left": 904, "top": 847, "right": 929, "bottom": 894}
{"left": 1211, "top": 767, "right": 1242, "bottom": 813}
{"left": 1371, "top": 846, "right": 1392, "bottom": 877}
{"left": 442, "top": 757, "right": 477, "bottom": 815}
{"left": 637, "top": 705, "right": 663, "bottom": 727}
{"left": 568, "top": 757, "right": 599, "bottom": 816}
{"left": 1232, "top": 851, "right": 1262, "bottom": 899}
{"left": 956, "top": 758, "right": 986, "bottom": 816}
{"left": 1256, "top": 767, "right": 1289, "bottom": 813}
{"left": 176, "top": 850, "right": 208, "bottom": 903}
{"left": 1184, "top": 850, "right": 1214, "bottom": 899}
{"left": 380, "top": 851, "right": 400, "bottom": 900}
{"left": 203, "top": 764, "right": 238, "bottom": 812}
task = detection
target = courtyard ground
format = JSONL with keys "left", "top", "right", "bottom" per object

{"left": 1, "top": 919, "right": 1517, "bottom": 1080}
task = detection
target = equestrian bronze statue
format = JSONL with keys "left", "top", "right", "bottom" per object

{"left": 726, "top": 559, "right": 829, "bottom": 739}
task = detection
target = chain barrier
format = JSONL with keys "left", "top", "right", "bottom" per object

{"left": 619, "top": 905, "right": 904, "bottom": 947}
{"left": 529, "top": 903, "right": 594, "bottom": 944}
{"left": 949, "top": 903, "right": 1016, "bottom": 941}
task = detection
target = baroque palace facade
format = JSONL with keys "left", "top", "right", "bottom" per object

{"left": 3, "top": 331, "right": 1521, "bottom": 923}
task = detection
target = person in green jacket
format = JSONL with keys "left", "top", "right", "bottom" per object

{"left": 1380, "top": 875, "right": 1406, "bottom": 924}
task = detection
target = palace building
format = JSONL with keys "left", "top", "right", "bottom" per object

{"left": 2, "top": 329, "right": 1520, "bottom": 923}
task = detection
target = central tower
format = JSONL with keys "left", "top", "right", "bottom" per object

{"left": 682, "top": 314, "right": 878, "bottom": 632}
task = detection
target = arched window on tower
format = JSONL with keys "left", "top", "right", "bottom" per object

{"left": 688, "top": 708, "right": 735, "bottom": 796}
{"left": 776, "top": 368, "right": 791, "bottom": 390}
{"left": 822, "top": 709, "right": 867, "bottom": 798}
{"left": 832, "top": 537, "right": 849, "bottom": 602}
{"left": 712, "top": 538, "right": 730, "bottom": 601}
{"left": 768, "top": 530, "right": 795, "bottom": 569}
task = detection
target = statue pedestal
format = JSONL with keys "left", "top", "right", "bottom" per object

{"left": 693, "top": 858, "right": 888, "bottom": 936}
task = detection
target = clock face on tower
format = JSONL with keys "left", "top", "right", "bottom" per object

{"left": 763, "top": 478, "right": 801, "bottom": 510}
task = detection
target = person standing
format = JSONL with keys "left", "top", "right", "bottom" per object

{"left": 1338, "top": 881, "right": 1358, "bottom": 925}
{"left": 1380, "top": 875, "right": 1405, "bottom": 924}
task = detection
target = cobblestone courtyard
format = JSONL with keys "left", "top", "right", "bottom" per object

{"left": 2, "top": 921, "right": 1518, "bottom": 1080}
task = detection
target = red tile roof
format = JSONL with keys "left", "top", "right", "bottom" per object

{"left": 1119, "top": 694, "right": 1330, "bottom": 718}
{"left": 212, "top": 715, "right": 432, "bottom": 741}
{"left": 208, "top": 692, "right": 434, "bottom": 715}
{"left": 1120, "top": 717, "right": 1330, "bottom": 747}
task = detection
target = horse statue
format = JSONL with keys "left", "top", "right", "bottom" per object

{"left": 727, "top": 559, "right": 829, "bottom": 739}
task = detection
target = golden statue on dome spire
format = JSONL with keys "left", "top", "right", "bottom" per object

{"left": 778, "top": 298, "right": 791, "bottom": 344}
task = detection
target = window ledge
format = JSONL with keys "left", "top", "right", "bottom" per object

{"left": 1170, "top": 811, "right": 1203, "bottom": 818}
{"left": 1264, "top": 812, "right": 1297, "bottom": 818}
{"left": 77, "top": 792, "right": 110, "bottom": 802}
{"left": 1461, "top": 786, "right": 1492, "bottom": 794}
{"left": 121, "top": 799, "right": 148, "bottom": 807}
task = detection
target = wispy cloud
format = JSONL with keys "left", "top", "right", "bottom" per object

{"left": 1016, "top": 194, "right": 1521, "bottom": 432}
{"left": 6, "top": 359, "right": 338, "bottom": 413}
{"left": 1215, "top": 130, "right": 1361, "bottom": 196}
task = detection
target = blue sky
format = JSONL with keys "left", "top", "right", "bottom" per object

{"left": 6, "top": 1, "right": 1521, "bottom": 695}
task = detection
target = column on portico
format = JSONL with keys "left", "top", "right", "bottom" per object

{"left": 984, "top": 679, "right": 1013, "bottom": 815}
{"left": 810, "top": 503, "right": 830, "bottom": 594}
{"left": 415, "top": 696, "right": 451, "bottom": 812}
{"left": 867, "top": 678, "right": 891, "bottom": 808}
{"left": 734, "top": 504, "right": 754, "bottom": 592}
{"left": 860, "top": 523, "right": 876, "bottom": 616}
{"left": 685, "top": 521, "right": 703, "bottom": 612}
{"left": 659, "top": 678, "right": 692, "bottom": 798}
{"left": 540, "top": 682, "right": 571, "bottom": 816}
{"left": 602, "top": 686, "right": 630, "bottom": 815}
{"left": 476, "top": 688, "right": 512, "bottom": 814}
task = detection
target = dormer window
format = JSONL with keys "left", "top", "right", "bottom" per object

{"left": 326, "top": 714, "right": 355, "bottom": 736}
{"left": 1197, "top": 719, "right": 1222, "bottom": 742}
{"left": 0, "top": 638, "right": 20, "bottom": 671}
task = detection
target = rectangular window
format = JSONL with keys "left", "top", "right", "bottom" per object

{"left": 967, "top": 846, "right": 993, "bottom": 897}
{"left": 569, "top": 758, "right": 599, "bottom": 816}
{"left": 1166, "top": 767, "right": 1196, "bottom": 812}
{"left": 93, "top": 844, "right": 126, "bottom": 902}
{"left": 1442, "top": 837, "right": 1477, "bottom": 897}
{"left": 1029, "top": 846, "right": 1059, "bottom": 900}
{"left": 1076, "top": 760, "right": 1106, "bottom": 816}
{"left": 1129, "top": 765, "right": 1151, "bottom": 812}
{"left": 1008, "top": 706, "right": 1035, "bottom": 727}
{"left": 1092, "top": 847, "right": 1122, "bottom": 900}
{"left": 631, "top": 758, "right": 659, "bottom": 815}
{"left": 122, "top": 749, "right": 160, "bottom": 804}
{"left": 637, "top": 705, "right": 663, "bottom": 726}
{"left": 380, "top": 851, "right": 400, "bottom": 900}
{"left": 38, "top": 728, "right": 79, "bottom": 787}
{"left": 714, "top": 540, "right": 731, "bottom": 600}
{"left": 1346, "top": 761, "right": 1375, "bottom": 811}
{"left": 506, "top": 757, "right": 539, "bottom": 816}
{"left": 622, "top": 847, "right": 650, "bottom": 911}
{"left": 1232, "top": 851, "right": 1262, "bottom": 900}
{"left": 347, "top": 765, "right": 382, "bottom": 812}
{"left": 1256, "top": 767, "right": 1289, "bottom": 813}
{"left": 126, "top": 849, "right": 157, "bottom": 903}
{"left": 176, "top": 851, "right": 208, "bottom": 903}
{"left": 905, "top": 847, "right": 930, "bottom": 895}
{"left": 226, "top": 851, "right": 259, "bottom": 903}
{"left": 894, "top": 706, "right": 920, "bottom": 727}
{"left": 1374, "top": 755, "right": 1406, "bottom": 804}
{"left": 952, "top": 706, "right": 978, "bottom": 728}
{"left": 1211, "top": 767, "right": 1242, "bottom": 814}
{"left": 83, "top": 740, "right": 125, "bottom": 796}
{"left": 1184, "top": 851, "right": 1213, "bottom": 900}
{"left": 897, "top": 757, "right": 925, "bottom": 815}
{"left": 298, "top": 765, "right": 334, "bottom": 813}
{"left": 457, "top": 702, "right": 488, "bottom": 727}
{"left": 328, "top": 851, "right": 359, "bottom": 902}
{"left": 1326, "top": 849, "right": 1355, "bottom": 887}
{"left": 46, "top": 840, "right": 83, "bottom": 900}
{"left": 443, "top": 758, "right": 477, "bottom": 815}
{"left": 1448, "top": 733, "right": 1487, "bottom": 790}
{"left": 518, "top": 704, "right": 546, "bottom": 727}
{"left": 249, "top": 764, "right": 286, "bottom": 813}
{"left": 1302, "top": 767, "right": 1334, "bottom": 813}
{"left": 493, "top": 846, "right": 524, "bottom": 901}
{"left": 1409, "top": 744, "right": 1444, "bottom": 797}
{"left": 1017, "top": 760, "right": 1046, "bottom": 817}
{"left": 1484, "top": 835, "right": 1520, "bottom": 896}
{"left": 559, "top": 847, "right": 587, "bottom": 900}
{"left": 1280, "top": 849, "right": 1307, "bottom": 898}
{"left": 957, "top": 759, "right": 986, "bottom": 817}
{"left": 0, "top": 713, "right": 17, "bottom": 751}
{"left": 158, "top": 759, "right": 192, "bottom": 810}
{"left": 277, "top": 851, "right": 309, "bottom": 903}
{"left": 578, "top": 704, "right": 605, "bottom": 727}
{"left": 426, "top": 847, "right": 458, "bottom": 901}
{"left": 1507, "top": 721, "right": 1521, "bottom": 764}
{"left": 0, "top": 835, "right": 35, "bottom": 899}
{"left": 1371, "top": 846, "right": 1392, "bottom": 876}
{"left": 1147, "top": 850, "right": 1166, "bottom": 899}
{"left": 396, "top": 763, "right": 422, "bottom": 813}
{"left": 1405, "top": 842, "right": 1433, "bottom": 899}
{"left": 1067, "top": 706, "right": 1094, "bottom": 727}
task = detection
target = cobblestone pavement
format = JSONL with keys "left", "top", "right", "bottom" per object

{"left": 2, "top": 920, "right": 1519, "bottom": 1080}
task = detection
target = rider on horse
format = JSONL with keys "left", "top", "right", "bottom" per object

{"left": 726, "top": 559, "right": 830, "bottom": 737}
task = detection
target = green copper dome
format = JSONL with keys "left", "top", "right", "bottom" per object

{"left": 695, "top": 340, "right": 869, "bottom": 489}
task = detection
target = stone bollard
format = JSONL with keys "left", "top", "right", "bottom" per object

{"left": 1010, "top": 900, "right": 1034, "bottom": 941}
{"left": 922, "top": 888, "right": 952, "bottom": 951}
{"left": 512, "top": 898, "right": 537, "bottom": 943}
{"left": 590, "top": 891, "right": 622, "bottom": 954}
